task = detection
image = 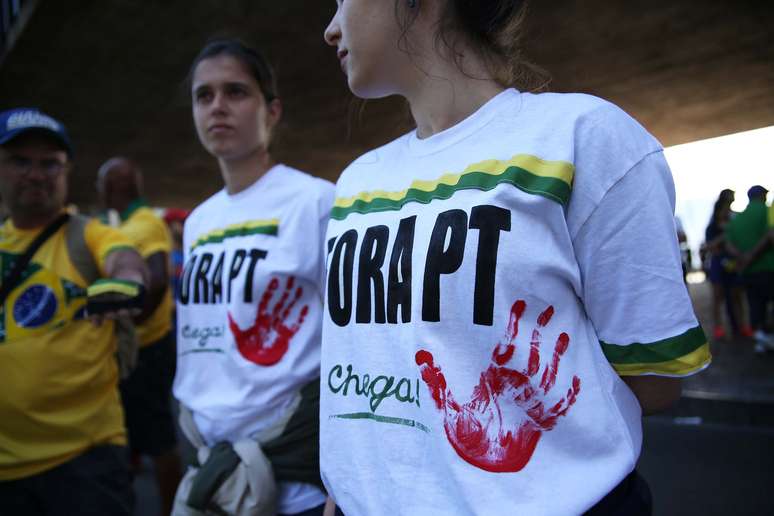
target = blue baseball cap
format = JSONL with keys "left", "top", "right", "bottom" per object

{"left": 0, "top": 108, "right": 74, "bottom": 157}
{"left": 747, "top": 185, "right": 768, "bottom": 200}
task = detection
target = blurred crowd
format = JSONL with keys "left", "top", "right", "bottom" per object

{"left": 699, "top": 186, "right": 774, "bottom": 352}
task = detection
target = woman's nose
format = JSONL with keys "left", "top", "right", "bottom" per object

{"left": 324, "top": 13, "right": 341, "bottom": 47}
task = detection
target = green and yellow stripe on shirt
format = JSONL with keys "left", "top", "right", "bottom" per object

{"left": 191, "top": 219, "right": 279, "bottom": 251}
{"left": 331, "top": 154, "right": 574, "bottom": 221}
{"left": 601, "top": 325, "right": 711, "bottom": 376}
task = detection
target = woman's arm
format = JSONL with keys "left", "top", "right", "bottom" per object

{"left": 622, "top": 375, "right": 682, "bottom": 415}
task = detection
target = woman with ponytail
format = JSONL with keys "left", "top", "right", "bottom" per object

{"left": 320, "top": 1, "right": 709, "bottom": 514}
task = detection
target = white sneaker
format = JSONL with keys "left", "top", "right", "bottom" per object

{"left": 754, "top": 342, "right": 767, "bottom": 354}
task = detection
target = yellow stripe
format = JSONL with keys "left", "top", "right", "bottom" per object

{"left": 87, "top": 282, "right": 139, "bottom": 297}
{"left": 194, "top": 218, "right": 279, "bottom": 243}
{"left": 333, "top": 154, "right": 574, "bottom": 209}
{"left": 614, "top": 343, "right": 712, "bottom": 376}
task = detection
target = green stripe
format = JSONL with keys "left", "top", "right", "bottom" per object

{"left": 331, "top": 412, "right": 430, "bottom": 433}
{"left": 105, "top": 245, "right": 136, "bottom": 255}
{"left": 601, "top": 326, "right": 707, "bottom": 365}
{"left": 331, "top": 166, "right": 571, "bottom": 221}
{"left": 87, "top": 278, "right": 141, "bottom": 297}
{"left": 191, "top": 224, "right": 278, "bottom": 250}
{"left": 180, "top": 348, "right": 225, "bottom": 356}
{"left": 120, "top": 198, "right": 148, "bottom": 221}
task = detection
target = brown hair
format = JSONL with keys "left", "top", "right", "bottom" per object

{"left": 397, "top": 0, "right": 549, "bottom": 91}
{"left": 187, "top": 38, "right": 278, "bottom": 102}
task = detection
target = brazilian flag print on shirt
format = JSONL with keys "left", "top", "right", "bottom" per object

{"left": 0, "top": 216, "right": 134, "bottom": 481}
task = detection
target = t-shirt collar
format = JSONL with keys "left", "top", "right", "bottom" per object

{"left": 223, "top": 163, "right": 282, "bottom": 203}
{"left": 2, "top": 209, "right": 69, "bottom": 236}
{"left": 120, "top": 198, "right": 148, "bottom": 221}
{"left": 406, "top": 88, "right": 521, "bottom": 156}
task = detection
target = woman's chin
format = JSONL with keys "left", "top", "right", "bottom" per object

{"left": 348, "top": 74, "right": 394, "bottom": 100}
{"left": 206, "top": 142, "right": 241, "bottom": 161}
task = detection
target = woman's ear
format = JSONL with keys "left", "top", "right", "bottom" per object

{"left": 267, "top": 97, "right": 283, "bottom": 129}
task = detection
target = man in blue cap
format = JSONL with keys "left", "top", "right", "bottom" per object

{"left": 727, "top": 185, "right": 774, "bottom": 353}
{"left": 0, "top": 108, "right": 148, "bottom": 515}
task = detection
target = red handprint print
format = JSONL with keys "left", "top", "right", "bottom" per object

{"left": 228, "top": 276, "right": 309, "bottom": 366}
{"left": 416, "top": 299, "right": 580, "bottom": 473}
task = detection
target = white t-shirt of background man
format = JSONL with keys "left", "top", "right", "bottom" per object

{"left": 174, "top": 164, "right": 334, "bottom": 514}
{"left": 320, "top": 89, "right": 710, "bottom": 516}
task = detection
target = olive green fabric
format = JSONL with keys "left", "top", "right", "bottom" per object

{"left": 263, "top": 379, "right": 323, "bottom": 490}
{"left": 187, "top": 442, "right": 241, "bottom": 512}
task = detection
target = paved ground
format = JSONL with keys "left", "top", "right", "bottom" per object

{"left": 639, "top": 416, "right": 773, "bottom": 516}
{"left": 134, "top": 279, "right": 774, "bottom": 515}
{"left": 635, "top": 279, "right": 774, "bottom": 516}
{"left": 681, "top": 279, "right": 774, "bottom": 404}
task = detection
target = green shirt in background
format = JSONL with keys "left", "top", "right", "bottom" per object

{"left": 726, "top": 200, "right": 774, "bottom": 273}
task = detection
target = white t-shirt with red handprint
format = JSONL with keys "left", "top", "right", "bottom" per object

{"left": 320, "top": 89, "right": 710, "bottom": 515}
{"left": 174, "top": 164, "right": 334, "bottom": 514}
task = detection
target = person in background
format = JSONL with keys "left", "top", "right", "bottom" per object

{"left": 0, "top": 108, "right": 147, "bottom": 515}
{"left": 321, "top": 1, "right": 709, "bottom": 514}
{"left": 737, "top": 199, "right": 774, "bottom": 270}
{"left": 173, "top": 39, "right": 335, "bottom": 515}
{"left": 97, "top": 156, "right": 183, "bottom": 515}
{"left": 163, "top": 207, "right": 189, "bottom": 302}
{"left": 726, "top": 185, "right": 774, "bottom": 353}
{"left": 703, "top": 189, "right": 749, "bottom": 339}
{"left": 675, "top": 215, "right": 691, "bottom": 282}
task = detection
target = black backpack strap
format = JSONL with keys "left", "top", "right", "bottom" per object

{"left": 0, "top": 213, "right": 70, "bottom": 307}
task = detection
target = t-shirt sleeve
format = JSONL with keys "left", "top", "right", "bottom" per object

{"left": 83, "top": 219, "right": 137, "bottom": 276}
{"left": 124, "top": 214, "right": 172, "bottom": 258}
{"left": 572, "top": 150, "right": 710, "bottom": 377}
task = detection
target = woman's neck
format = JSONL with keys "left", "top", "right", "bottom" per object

{"left": 219, "top": 149, "right": 275, "bottom": 195}
{"left": 405, "top": 51, "right": 505, "bottom": 139}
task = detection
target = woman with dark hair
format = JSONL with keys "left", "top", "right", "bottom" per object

{"left": 172, "top": 39, "right": 334, "bottom": 515}
{"left": 703, "top": 189, "right": 749, "bottom": 340}
{"left": 320, "top": 1, "right": 709, "bottom": 514}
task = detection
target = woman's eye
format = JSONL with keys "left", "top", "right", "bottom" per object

{"left": 227, "top": 87, "right": 247, "bottom": 98}
{"left": 195, "top": 90, "right": 213, "bottom": 103}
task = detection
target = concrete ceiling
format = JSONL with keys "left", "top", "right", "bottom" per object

{"left": 0, "top": 0, "right": 772, "bottom": 209}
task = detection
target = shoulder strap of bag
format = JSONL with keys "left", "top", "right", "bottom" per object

{"left": 0, "top": 213, "right": 70, "bottom": 307}
{"left": 64, "top": 214, "right": 100, "bottom": 284}
{"left": 65, "top": 214, "right": 139, "bottom": 379}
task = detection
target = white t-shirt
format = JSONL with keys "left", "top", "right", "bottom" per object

{"left": 174, "top": 164, "right": 334, "bottom": 514}
{"left": 320, "top": 89, "right": 710, "bottom": 515}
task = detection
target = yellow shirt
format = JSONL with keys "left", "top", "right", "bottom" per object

{"left": 119, "top": 203, "right": 173, "bottom": 346}
{"left": 0, "top": 217, "right": 133, "bottom": 480}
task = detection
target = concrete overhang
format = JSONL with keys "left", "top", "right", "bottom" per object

{"left": 0, "top": 0, "right": 772, "bottom": 207}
